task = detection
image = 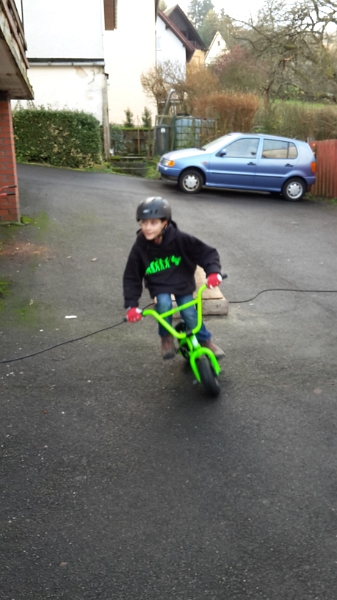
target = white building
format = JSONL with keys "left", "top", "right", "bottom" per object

{"left": 13, "top": 1, "right": 160, "bottom": 152}
{"left": 156, "top": 10, "right": 195, "bottom": 74}
{"left": 15, "top": 0, "right": 108, "bottom": 120}
{"left": 104, "top": 1, "right": 157, "bottom": 126}
{"left": 13, "top": 0, "right": 110, "bottom": 154}
{"left": 205, "top": 31, "right": 227, "bottom": 66}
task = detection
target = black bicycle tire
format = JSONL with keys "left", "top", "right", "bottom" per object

{"left": 197, "top": 356, "right": 220, "bottom": 398}
{"left": 175, "top": 322, "right": 190, "bottom": 361}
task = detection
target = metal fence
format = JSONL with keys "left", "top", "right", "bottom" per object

{"left": 173, "top": 117, "right": 217, "bottom": 150}
{"left": 154, "top": 116, "right": 218, "bottom": 155}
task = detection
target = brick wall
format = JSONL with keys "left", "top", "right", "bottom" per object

{"left": 0, "top": 93, "right": 20, "bottom": 223}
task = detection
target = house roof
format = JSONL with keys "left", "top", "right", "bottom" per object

{"left": 158, "top": 9, "right": 195, "bottom": 61}
{"left": 164, "top": 5, "right": 207, "bottom": 50}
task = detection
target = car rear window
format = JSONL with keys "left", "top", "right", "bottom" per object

{"left": 262, "top": 140, "right": 298, "bottom": 159}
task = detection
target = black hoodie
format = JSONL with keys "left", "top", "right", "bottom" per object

{"left": 123, "top": 221, "right": 221, "bottom": 308}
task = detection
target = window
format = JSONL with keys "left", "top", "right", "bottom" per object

{"left": 262, "top": 139, "right": 298, "bottom": 159}
{"left": 221, "top": 138, "right": 259, "bottom": 158}
{"left": 104, "top": 0, "right": 117, "bottom": 30}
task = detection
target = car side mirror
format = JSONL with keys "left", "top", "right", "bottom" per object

{"left": 218, "top": 149, "right": 227, "bottom": 157}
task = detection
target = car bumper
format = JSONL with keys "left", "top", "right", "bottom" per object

{"left": 157, "top": 164, "right": 179, "bottom": 181}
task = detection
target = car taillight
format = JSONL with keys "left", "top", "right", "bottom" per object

{"left": 311, "top": 161, "right": 317, "bottom": 174}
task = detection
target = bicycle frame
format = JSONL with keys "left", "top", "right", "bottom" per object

{"left": 142, "top": 284, "right": 221, "bottom": 383}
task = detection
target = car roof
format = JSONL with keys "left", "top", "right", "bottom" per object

{"left": 230, "top": 132, "right": 306, "bottom": 144}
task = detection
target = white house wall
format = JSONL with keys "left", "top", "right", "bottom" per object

{"left": 22, "top": 0, "right": 104, "bottom": 58}
{"left": 104, "top": 1, "right": 157, "bottom": 125}
{"left": 205, "top": 32, "right": 227, "bottom": 66}
{"left": 156, "top": 16, "right": 186, "bottom": 75}
{"left": 13, "top": 66, "right": 106, "bottom": 124}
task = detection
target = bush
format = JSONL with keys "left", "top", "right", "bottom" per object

{"left": 254, "top": 102, "right": 337, "bottom": 140}
{"left": 123, "top": 108, "right": 135, "bottom": 128}
{"left": 13, "top": 106, "right": 102, "bottom": 168}
{"left": 192, "top": 91, "right": 260, "bottom": 134}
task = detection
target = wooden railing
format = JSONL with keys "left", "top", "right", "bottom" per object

{"left": 310, "top": 139, "right": 337, "bottom": 199}
{"left": 0, "top": 0, "right": 28, "bottom": 68}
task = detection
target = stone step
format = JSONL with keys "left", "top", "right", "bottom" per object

{"left": 172, "top": 266, "right": 229, "bottom": 317}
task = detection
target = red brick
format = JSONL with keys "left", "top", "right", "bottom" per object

{"left": 0, "top": 98, "right": 19, "bottom": 222}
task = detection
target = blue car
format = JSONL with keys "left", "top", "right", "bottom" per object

{"left": 158, "top": 132, "right": 317, "bottom": 201}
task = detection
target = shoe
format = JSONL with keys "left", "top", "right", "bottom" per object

{"left": 161, "top": 335, "right": 175, "bottom": 360}
{"left": 200, "top": 339, "right": 225, "bottom": 360}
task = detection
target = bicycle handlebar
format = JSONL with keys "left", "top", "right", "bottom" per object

{"left": 141, "top": 274, "right": 228, "bottom": 338}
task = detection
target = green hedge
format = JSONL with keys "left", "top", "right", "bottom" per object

{"left": 13, "top": 107, "right": 102, "bottom": 168}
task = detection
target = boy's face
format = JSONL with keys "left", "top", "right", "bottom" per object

{"left": 140, "top": 219, "right": 167, "bottom": 241}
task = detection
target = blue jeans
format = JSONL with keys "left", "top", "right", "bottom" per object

{"left": 156, "top": 293, "right": 211, "bottom": 341}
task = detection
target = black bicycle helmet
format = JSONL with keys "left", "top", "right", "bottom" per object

{"left": 136, "top": 197, "right": 171, "bottom": 222}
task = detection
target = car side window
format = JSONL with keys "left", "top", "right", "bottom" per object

{"left": 262, "top": 139, "right": 298, "bottom": 159}
{"left": 221, "top": 138, "right": 259, "bottom": 158}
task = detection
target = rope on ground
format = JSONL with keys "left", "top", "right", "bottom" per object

{"left": 1, "top": 291, "right": 336, "bottom": 364}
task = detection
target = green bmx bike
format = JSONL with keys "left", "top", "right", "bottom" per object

{"left": 142, "top": 275, "right": 227, "bottom": 398}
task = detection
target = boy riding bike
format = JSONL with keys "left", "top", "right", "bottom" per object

{"left": 123, "top": 197, "right": 225, "bottom": 360}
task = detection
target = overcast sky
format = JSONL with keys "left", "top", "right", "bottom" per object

{"left": 168, "top": 0, "right": 266, "bottom": 21}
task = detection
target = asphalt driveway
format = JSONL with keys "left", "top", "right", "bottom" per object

{"left": 1, "top": 164, "right": 337, "bottom": 599}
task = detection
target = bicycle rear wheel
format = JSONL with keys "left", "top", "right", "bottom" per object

{"left": 197, "top": 356, "right": 220, "bottom": 398}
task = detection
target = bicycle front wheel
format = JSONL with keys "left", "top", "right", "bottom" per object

{"left": 197, "top": 356, "right": 220, "bottom": 398}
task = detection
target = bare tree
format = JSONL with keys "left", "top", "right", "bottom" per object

{"left": 233, "top": 0, "right": 337, "bottom": 102}
{"left": 140, "top": 60, "right": 186, "bottom": 113}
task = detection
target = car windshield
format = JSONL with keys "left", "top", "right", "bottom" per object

{"left": 201, "top": 135, "right": 233, "bottom": 152}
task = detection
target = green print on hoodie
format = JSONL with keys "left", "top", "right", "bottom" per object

{"left": 145, "top": 255, "right": 182, "bottom": 275}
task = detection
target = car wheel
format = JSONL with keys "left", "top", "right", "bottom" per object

{"left": 178, "top": 169, "right": 203, "bottom": 194}
{"left": 282, "top": 177, "right": 306, "bottom": 201}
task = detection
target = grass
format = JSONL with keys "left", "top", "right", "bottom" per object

{"left": 0, "top": 280, "right": 11, "bottom": 314}
{"left": 0, "top": 279, "right": 11, "bottom": 299}
{"left": 306, "top": 193, "right": 337, "bottom": 205}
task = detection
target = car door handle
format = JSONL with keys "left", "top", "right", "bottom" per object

{"left": 285, "top": 163, "right": 293, "bottom": 167}
{"left": 247, "top": 162, "right": 256, "bottom": 166}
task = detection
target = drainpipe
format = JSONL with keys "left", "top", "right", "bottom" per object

{"left": 159, "top": 88, "right": 175, "bottom": 124}
{"left": 102, "top": 72, "right": 110, "bottom": 160}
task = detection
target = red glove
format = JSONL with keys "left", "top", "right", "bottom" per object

{"left": 207, "top": 273, "right": 222, "bottom": 289}
{"left": 126, "top": 307, "right": 143, "bottom": 322}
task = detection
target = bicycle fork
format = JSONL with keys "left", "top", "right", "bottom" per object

{"left": 178, "top": 334, "right": 221, "bottom": 383}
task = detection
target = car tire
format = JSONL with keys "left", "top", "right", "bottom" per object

{"left": 178, "top": 169, "right": 204, "bottom": 194}
{"left": 282, "top": 177, "right": 306, "bottom": 201}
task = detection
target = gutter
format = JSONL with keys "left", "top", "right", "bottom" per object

{"left": 28, "top": 59, "right": 105, "bottom": 67}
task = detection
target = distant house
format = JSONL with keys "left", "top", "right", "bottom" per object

{"left": 0, "top": 0, "right": 33, "bottom": 222}
{"left": 164, "top": 5, "right": 207, "bottom": 68}
{"left": 205, "top": 31, "right": 227, "bottom": 66}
